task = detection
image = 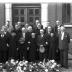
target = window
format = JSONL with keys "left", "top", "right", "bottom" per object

{"left": 29, "top": 17, "right": 34, "bottom": 23}
{"left": 62, "top": 3, "right": 70, "bottom": 24}
{"left": 35, "top": 9, "right": 40, "bottom": 15}
{"left": 13, "top": 17, "right": 19, "bottom": 22}
{"left": 20, "top": 9, "right": 24, "bottom": 15}
{"left": 12, "top": 4, "right": 41, "bottom": 26}
{"left": 29, "top": 9, "right": 34, "bottom": 16}
{"left": 35, "top": 17, "right": 39, "bottom": 21}
{"left": 13, "top": 9, "right": 18, "bottom": 15}
{"left": 20, "top": 17, "right": 24, "bottom": 22}
{"left": 27, "top": 8, "right": 41, "bottom": 24}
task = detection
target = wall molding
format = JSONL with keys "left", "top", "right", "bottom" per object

{"left": 70, "top": 39, "right": 72, "bottom": 41}
{"left": 64, "top": 25, "right": 72, "bottom": 27}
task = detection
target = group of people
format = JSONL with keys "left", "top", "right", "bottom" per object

{"left": 0, "top": 20, "right": 70, "bottom": 68}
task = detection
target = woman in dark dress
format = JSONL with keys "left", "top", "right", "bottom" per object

{"left": 28, "top": 33, "right": 37, "bottom": 62}
{"left": 8, "top": 31, "right": 18, "bottom": 60}
{"left": 0, "top": 32, "right": 8, "bottom": 63}
{"left": 18, "top": 27, "right": 28, "bottom": 61}
{"left": 49, "top": 32, "right": 58, "bottom": 60}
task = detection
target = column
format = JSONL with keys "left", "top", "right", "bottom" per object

{"left": 5, "top": 3, "right": 12, "bottom": 27}
{"left": 41, "top": 3, "right": 48, "bottom": 29}
{"left": 70, "top": 4, "right": 72, "bottom": 23}
{"left": 48, "top": 3, "right": 57, "bottom": 27}
{"left": 56, "top": 3, "right": 62, "bottom": 24}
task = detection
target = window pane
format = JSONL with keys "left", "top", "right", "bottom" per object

{"left": 62, "top": 4, "right": 67, "bottom": 23}
{"left": 29, "top": 9, "right": 34, "bottom": 15}
{"left": 66, "top": 4, "right": 70, "bottom": 23}
{"left": 20, "top": 9, "right": 24, "bottom": 15}
{"left": 29, "top": 17, "right": 34, "bottom": 23}
{"left": 20, "top": 17, "right": 24, "bottom": 22}
{"left": 13, "top": 9, "right": 18, "bottom": 15}
{"left": 62, "top": 4, "right": 70, "bottom": 23}
{"left": 13, "top": 17, "right": 19, "bottom": 22}
{"left": 35, "top": 9, "right": 40, "bottom": 15}
{"left": 35, "top": 17, "right": 39, "bottom": 21}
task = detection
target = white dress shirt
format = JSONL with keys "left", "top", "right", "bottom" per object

{"left": 61, "top": 32, "right": 64, "bottom": 40}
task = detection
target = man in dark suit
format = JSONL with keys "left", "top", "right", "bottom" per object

{"left": 18, "top": 27, "right": 28, "bottom": 61}
{"left": 37, "top": 29, "right": 47, "bottom": 61}
{"left": 7, "top": 31, "right": 18, "bottom": 60}
{"left": 59, "top": 26, "right": 70, "bottom": 68}
{"left": 0, "top": 31, "right": 8, "bottom": 63}
{"left": 54, "top": 20, "right": 61, "bottom": 63}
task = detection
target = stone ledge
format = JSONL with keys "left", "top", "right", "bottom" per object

{"left": 70, "top": 39, "right": 72, "bottom": 41}
{"left": 64, "top": 25, "right": 72, "bottom": 27}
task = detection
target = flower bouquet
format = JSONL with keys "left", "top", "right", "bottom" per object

{"left": 0, "top": 58, "right": 61, "bottom": 72}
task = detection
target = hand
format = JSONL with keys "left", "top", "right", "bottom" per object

{"left": 28, "top": 41, "right": 31, "bottom": 44}
{"left": 27, "top": 47, "right": 30, "bottom": 50}
{"left": 7, "top": 44, "right": 9, "bottom": 47}
{"left": 56, "top": 50, "right": 58, "bottom": 53}
{"left": 17, "top": 48, "right": 19, "bottom": 51}
{"left": 46, "top": 42, "right": 48, "bottom": 45}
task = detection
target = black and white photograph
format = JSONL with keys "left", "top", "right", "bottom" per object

{"left": 0, "top": 0, "right": 71, "bottom": 72}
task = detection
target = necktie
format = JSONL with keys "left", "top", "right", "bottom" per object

{"left": 61, "top": 32, "right": 64, "bottom": 40}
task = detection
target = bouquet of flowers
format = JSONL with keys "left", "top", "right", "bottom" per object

{"left": 46, "top": 60, "right": 61, "bottom": 72}
{"left": 3, "top": 59, "right": 19, "bottom": 72}
{"left": 0, "top": 58, "right": 61, "bottom": 72}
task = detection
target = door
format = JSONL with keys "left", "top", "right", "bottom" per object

{"left": 12, "top": 7, "right": 27, "bottom": 26}
{"left": 27, "top": 8, "right": 41, "bottom": 26}
{"left": 12, "top": 4, "right": 41, "bottom": 26}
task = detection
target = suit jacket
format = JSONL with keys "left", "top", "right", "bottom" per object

{"left": 0, "top": 34, "right": 8, "bottom": 51}
{"left": 59, "top": 32, "right": 70, "bottom": 51}
{"left": 37, "top": 35, "right": 45, "bottom": 46}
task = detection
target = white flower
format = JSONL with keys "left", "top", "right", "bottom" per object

{"left": 16, "top": 66, "right": 24, "bottom": 72}
{"left": 11, "top": 59, "right": 14, "bottom": 63}
{"left": 51, "top": 60, "right": 55, "bottom": 63}
{"left": 57, "top": 64, "right": 61, "bottom": 67}
{"left": 30, "top": 69, "right": 32, "bottom": 71}
{"left": 18, "top": 61, "right": 24, "bottom": 66}
{"left": 10, "top": 59, "right": 16, "bottom": 65}
{"left": 23, "top": 67, "right": 27, "bottom": 70}
{"left": 16, "top": 60, "right": 19, "bottom": 64}
{"left": 23, "top": 61, "right": 28, "bottom": 66}
{"left": 51, "top": 63, "right": 56, "bottom": 69}
{"left": 16, "top": 66, "right": 21, "bottom": 71}
{"left": 56, "top": 69, "right": 59, "bottom": 72}
{"left": 25, "top": 61, "right": 28, "bottom": 64}
{"left": 45, "top": 69, "right": 48, "bottom": 72}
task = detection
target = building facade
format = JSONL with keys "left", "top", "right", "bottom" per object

{"left": 0, "top": 3, "right": 72, "bottom": 38}
{"left": 0, "top": 2, "right": 72, "bottom": 53}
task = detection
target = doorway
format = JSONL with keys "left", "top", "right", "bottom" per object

{"left": 12, "top": 3, "right": 41, "bottom": 27}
